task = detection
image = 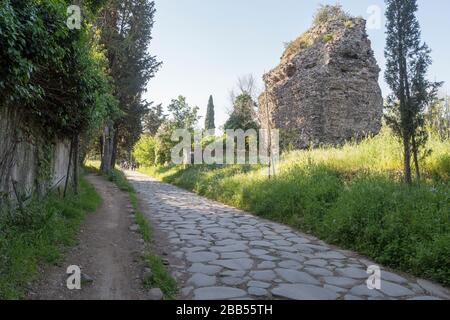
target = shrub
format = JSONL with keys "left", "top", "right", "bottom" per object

{"left": 282, "top": 31, "right": 315, "bottom": 60}
{"left": 134, "top": 135, "right": 157, "bottom": 167}
{"left": 313, "top": 4, "right": 352, "bottom": 26}
{"left": 322, "top": 176, "right": 450, "bottom": 285}
{"left": 281, "top": 5, "right": 354, "bottom": 60}
{"left": 344, "top": 19, "right": 355, "bottom": 28}
{"left": 323, "top": 33, "right": 336, "bottom": 42}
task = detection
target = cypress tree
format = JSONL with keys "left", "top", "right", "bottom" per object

{"left": 384, "top": 0, "right": 441, "bottom": 184}
{"left": 205, "top": 95, "right": 216, "bottom": 131}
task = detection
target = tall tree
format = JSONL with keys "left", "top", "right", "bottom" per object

{"left": 167, "top": 96, "right": 200, "bottom": 131}
{"left": 143, "top": 102, "right": 166, "bottom": 136}
{"left": 204, "top": 95, "right": 216, "bottom": 131}
{"left": 98, "top": 0, "right": 161, "bottom": 172}
{"left": 384, "top": 0, "right": 441, "bottom": 183}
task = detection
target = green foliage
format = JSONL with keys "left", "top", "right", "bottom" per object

{"left": 167, "top": 96, "right": 200, "bottom": 131}
{"left": 143, "top": 102, "right": 167, "bottom": 136}
{"left": 154, "top": 123, "right": 176, "bottom": 166}
{"left": 0, "top": 0, "right": 65, "bottom": 105}
{"left": 0, "top": 177, "right": 101, "bottom": 299}
{"left": 427, "top": 96, "right": 450, "bottom": 140}
{"left": 344, "top": 19, "right": 355, "bottom": 28}
{"left": 143, "top": 254, "right": 178, "bottom": 299}
{"left": 282, "top": 31, "right": 315, "bottom": 60}
{"left": 322, "top": 176, "right": 449, "bottom": 284}
{"left": 0, "top": 0, "right": 118, "bottom": 139}
{"left": 139, "top": 130, "right": 450, "bottom": 285}
{"left": 98, "top": 0, "right": 161, "bottom": 159}
{"left": 224, "top": 93, "right": 259, "bottom": 131}
{"left": 323, "top": 33, "right": 335, "bottom": 42}
{"left": 313, "top": 4, "right": 352, "bottom": 26}
{"left": 105, "top": 169, "right": 133, "bottom": 192}
{"left": 384, "top": 0, "right": 442, "bottom": 183}
{"left": 282, "top": 5, "right": 354, "bottom": 60}
{"left": 204, "top": 95, "right": 216, "bottom": 130}
{"left": 133, "top": 135, "right": 157, "bottom": 167}
{"left": 139, "top": 96, "right": 200, "bottom": 165}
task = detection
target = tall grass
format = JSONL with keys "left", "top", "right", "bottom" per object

{"left": 0, "top": 177, "right": 101, "bottom": 299}
{"left": 140, "top": 130, "right": 450, "bottom": 285}
{"left": 281, "top": 129, "right": 449, "bottom": 179}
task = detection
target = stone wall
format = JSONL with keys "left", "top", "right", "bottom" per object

{"left": 0, "top": 107, "right": 72, "bottom": 201}
{"left": 259, "top": 18, "right": 383, "bottom": 149}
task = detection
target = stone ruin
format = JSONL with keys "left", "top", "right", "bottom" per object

{"left": 259, "top": 17, "right": 383, "bottom": 149}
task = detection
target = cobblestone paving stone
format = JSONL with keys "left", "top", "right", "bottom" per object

{"left": 126, "top": 171, "right": 450, "bottom": 301}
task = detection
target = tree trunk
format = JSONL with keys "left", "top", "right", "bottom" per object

{"left": 396, "top": 7, "right": 413, "bottom": 186}
{"left": 64, "top": 139, "right": 73, "bottom": 198}
{"left": 110, "top": 124, "right": 119, "bottom": 169}
{"left": 0, "top": 107, "right": 20, "bottom": 197}
{"left": 100, "top": 120, "right": 115, "bottom": 173}
{"left": 73, "top": 134, "right": 79, "bottom": 194}
{"left": 411, "top": 135, "right": 421, "bottom": 181}
{"left": 99, "top": 136, "right": 103, "bottom": 160}
{"left": 403, "top": 134, "right": 412, "bottom": 185}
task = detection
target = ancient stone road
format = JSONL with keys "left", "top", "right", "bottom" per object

{"left": 126, "top": 171, "right": 450, "bottom": 300}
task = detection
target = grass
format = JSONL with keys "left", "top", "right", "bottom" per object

{"left": 283, "top": 31, "right": 315, "bottom": 60}
{"left": 92, "top": 164, "right": 178, "bottom": 299}
{"left": 143, "top": 254, "right": 177, "bottom": 299}
{"left": 0, "top": 176, "right": 101, "bottom": 299}
{"left": 139, "top": 129, "right": 450, "bottom": 286}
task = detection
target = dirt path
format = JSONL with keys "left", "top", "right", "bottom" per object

{"left": 30, "top": 174, "right": 149, "bottom": 300}
{"left": 126, "top": 170, "right": 450, "bottom": 300}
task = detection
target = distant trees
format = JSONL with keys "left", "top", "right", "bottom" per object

{"left": 167, "top": 96, "right": 200, "bottom": 131}
{"left": 225, "top": 76, "right": 259, "bottom": 131}
{"left": 1, "top": 0, "right": 117, "bottom": 194}
{"left": 384, "top": 0, "right": 441, "bottom": 184}
{"left": 134, "top": 96, "right": 200, "bottom": 166}
{"left": 204, "top": 95, "right": 216, "bottom": 131}
{"left": 427, "top": 95, "right": 450, "bottom": 140}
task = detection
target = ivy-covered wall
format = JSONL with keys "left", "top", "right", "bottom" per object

{"left": 0, "top": 1, "right": 119, "bottom": 202}
{"left": 0, "top": 107, "right": 72, "bottom": 201}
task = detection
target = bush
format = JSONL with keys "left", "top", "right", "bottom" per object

{"left": 106, "top": 169, "right": 133, "bottom": 192}
{"left": 323, "top": 33, "right": 336, "bottom": 42}
{"left": 322, "top": 176, "right": 450, "bottom": 285}
{"left": 282, "top": 31, "right": 315, "bottom": 60}
{"left": 282, "top": 5, "right": 354, "bottom": 60}
{"left": 313, "top": 4, "right": 352, "bottom": 25}
{"left": 134, "top": 135, "right": 157, "bottom": 167}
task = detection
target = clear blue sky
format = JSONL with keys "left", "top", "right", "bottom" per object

{"left": 144, "top": 0, "right": 450, "bottom": 128}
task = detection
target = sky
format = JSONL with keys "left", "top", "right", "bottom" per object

{"left": 144, "top": 0, "right": 450, "bottom": 128}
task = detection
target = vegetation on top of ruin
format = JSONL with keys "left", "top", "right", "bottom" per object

{"left": 312, "top": 4, "right": 353, "bottom": 26}
{"left": 282, "top": 4, "right": 356, "bottom": 60}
